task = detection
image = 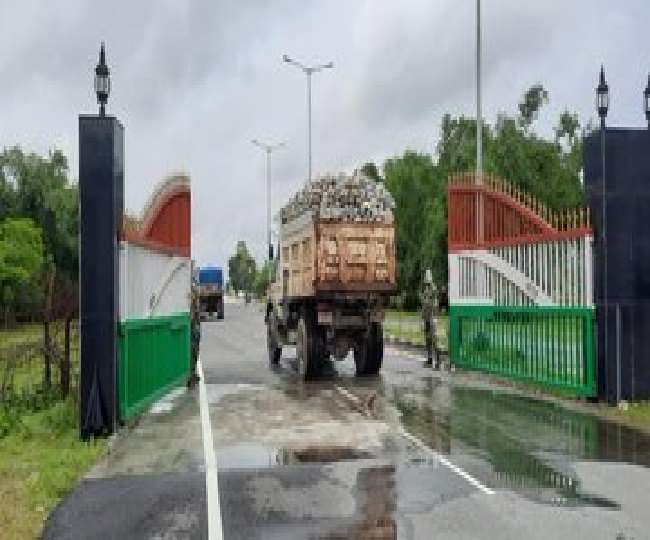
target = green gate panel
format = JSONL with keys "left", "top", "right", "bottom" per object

{"left": 118, "top": 313, "right": 190, "bottom": 420}
{"left": 449, "top": 305, "right": 596, "bottom": 397}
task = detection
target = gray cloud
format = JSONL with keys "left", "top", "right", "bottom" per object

{"left": 1, "top": 0, "right": 649, "bottom": 274}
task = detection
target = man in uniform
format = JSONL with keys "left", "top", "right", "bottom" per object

{"left": 421, "top": 269, "right": 439, "bottom": 369}
{"left": 188, "top": 279, "right": 201, "bottom": 387}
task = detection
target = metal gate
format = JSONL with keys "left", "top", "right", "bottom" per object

{"left": 447, "top": 173, "right": 596, "bottom": 396}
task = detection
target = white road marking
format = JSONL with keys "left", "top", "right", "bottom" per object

{"left": 198, "top": 359, "right": 224, "bottom": 539}
{"left": 334, "top": 385, "right": 495, "bottom": 496}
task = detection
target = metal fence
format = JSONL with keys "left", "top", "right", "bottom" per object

{"left": 1, "top": 319, "right": 79, "bottom": 421}
{"left": 118, "top": 313, "right": 190, "bottom": 420}
{"left": 448, "top": 305, "right": 596, "bottom": 396}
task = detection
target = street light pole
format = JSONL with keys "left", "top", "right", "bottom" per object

{"left": 476, "top": 0, "right": 482, "bottom": 181}
{"left": 282, "top": 55, "right": 333, "bottom": 184}
{"left": 252, "top": 139, "right": 285, "bottom": 261}
{"left": 596, "top": 65, "right": 609, "bottom": 391}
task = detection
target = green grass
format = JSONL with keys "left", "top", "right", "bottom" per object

{"left": 383, "top": 310, "right": 448, "bottom": 349}
{"left": 599, "top": 401, "right": 650, "bottom": 432}
{"left": 0, "top": 400, "right": 106, "bottom": 539}
{"left": 0, "top": 323, "right": 42, "bottom": 348}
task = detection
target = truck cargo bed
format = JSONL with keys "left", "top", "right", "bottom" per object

{"left": 280, "top": 216, "right": 396, "bottom": 298}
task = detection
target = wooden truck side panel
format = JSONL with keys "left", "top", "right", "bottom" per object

{"left": 279, "top": 218, "right": 396, "bottom": 298}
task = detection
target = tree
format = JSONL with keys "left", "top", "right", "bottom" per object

{"left": 0, "top": 147, "right": 78, "bottom": 282}
{"left": 384, "top": 151, "right": 447, "bottom": 308}
{"left": 227, "top": 241, "right": 257, "bottom": 295}
{"left": 360, "top": 162, "right": 382, "bottom": 182}
{"left": 0, "top": 218, "right": 44, "bottom": 326}
{"left": 253, "top": 259, "right": 277, "bottom": 299}
{"left": 518, "top": 84, "right": 549, "bottom": 129}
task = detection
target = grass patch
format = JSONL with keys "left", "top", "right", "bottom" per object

{"left": 384, "top": 310, "right": 448, "bottom": 349}
{"left": 0, "top": 323, "right": 42, "bottom": 348}
{"left": 600, "top": 401, "right": 650, "bottom": 432}
{"left": 0, "top": 400, "right": 106, "bottom": 539}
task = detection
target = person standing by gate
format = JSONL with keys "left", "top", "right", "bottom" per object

{"left": 188, "top": 273, "right": 201, "bottom": 387}
{"left": 421, "top": 269, "right": 439, "bottom": 369}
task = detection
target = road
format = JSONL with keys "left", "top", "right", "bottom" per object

{"left": 45, "top": 302, "right": 650, "bottom": 539}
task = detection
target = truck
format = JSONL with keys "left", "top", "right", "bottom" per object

{"left": 198, "top": 266, "right": 224, "bottom": 320}
{"left": 265, "top": 173, "right": 396, "bottom": 378}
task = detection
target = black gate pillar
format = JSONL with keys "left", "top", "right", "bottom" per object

{"left": 79, "top": 114, "right": 124, "bottom": 439}
{"left": 584, "top": 128, "right": 650, "bottom": 402}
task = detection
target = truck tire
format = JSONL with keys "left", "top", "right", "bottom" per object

{"left": 296, "top": 315, "right": 322, "bottom": 379}
{"left": 217, "top": 299, "right": 224, "bottom": 320}
{"left": 354, "top": 323, "right": 383, "bottom": 376}
{"left": 267, "top": 312, "right": 281, "bottom": 364}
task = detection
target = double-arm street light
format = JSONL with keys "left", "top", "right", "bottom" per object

{"left": 251, "top": 139, "right": 286, "bottom": 261}
{"left": 282, "top": 55, "right": 333, "bottom": 185}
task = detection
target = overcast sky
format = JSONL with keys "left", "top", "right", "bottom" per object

{"left": 1, "top": 1, "right": 649, "bottom": 269}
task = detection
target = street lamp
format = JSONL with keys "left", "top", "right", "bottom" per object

{"left": 596, "top": 65, "right": 609, "bottom": 379}
{"left": 597, "top": 65, "right": 609, "bottom": 125}
{"left": 251, "top": 139, "right": 286, "bottom": 261}
{"left": 94, "top": 42, "right": 111, "bottom": 116}
{"left": 643, "top": 74, "right": 650, "bottom": 129}
{"left": 282, "top": 54, "right": 333, "bottom": 184}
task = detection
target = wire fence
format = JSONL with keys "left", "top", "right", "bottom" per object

{"left": 0, "top": 318, "right": 79, "bottom": 435}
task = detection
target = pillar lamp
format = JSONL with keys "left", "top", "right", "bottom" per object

{"left": 597, "top": 65, "right": 609, "bottom": 125}
{"left": 94, "top": 42, "right": 111, "bottom": 116}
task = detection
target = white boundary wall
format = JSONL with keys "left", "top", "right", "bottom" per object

{"left": 119, "top": 241, "right": 191, "bottom": 321}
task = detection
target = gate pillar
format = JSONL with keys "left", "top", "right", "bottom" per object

{"left": 79, "top": 115, "right": 124, "bottom": 439}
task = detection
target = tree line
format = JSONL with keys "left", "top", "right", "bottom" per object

{"left": 0, "top": 147, "right": 78, "bottom": 326}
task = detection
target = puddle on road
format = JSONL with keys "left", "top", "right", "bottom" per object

{"left": 217, "top": 443, "right": 376, "bottom": 470}
{"left": 391, "top": 381, "right": 650, "bottom": 509}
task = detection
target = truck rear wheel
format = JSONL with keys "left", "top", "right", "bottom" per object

{"left": 354, "top": 323, "right": 384, "bottom": 376}
{"left": 267, "top": 312, "right": 281, "bottom": 365}
{"left": 296, "top": 315, "right": 322, "bottom": 379}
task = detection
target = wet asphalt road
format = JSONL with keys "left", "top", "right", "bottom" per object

{"left": 45, "top": 301, "right": 650, "bottom": 539}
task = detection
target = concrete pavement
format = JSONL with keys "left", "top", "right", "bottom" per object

{"left": 44, "top": 301, "right": 650, "bottom": 539}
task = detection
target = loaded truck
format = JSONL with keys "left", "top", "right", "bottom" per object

{"left": 198, "top": 266, "right": 224, "bottom": 320}
{"left": 265, "top": 173, "right": 396, "bottom": 378}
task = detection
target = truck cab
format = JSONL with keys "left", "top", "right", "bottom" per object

{"left": 198, "top": 266, "right": 224, "bottom": 320}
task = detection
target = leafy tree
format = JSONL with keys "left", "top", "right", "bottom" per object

{"left": 0, "top": 218, "right": 44, "bottom": 325}
{"left": 0, "top": 147, "right": 78, "bottom": 281}
{"left": 253, "top": 259, "right": 277, "bottom": 299}
{"left": 384, "top": 151, "right": 447, "bottom": 308}
{"left": 227, "top": 241, "right": 257, "bottom": 295}
{"left": 518, "top": 84, "right": 549, "bottom": 129}
{"left": 360, "top": 162, "right": 382, "bottom": 182}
